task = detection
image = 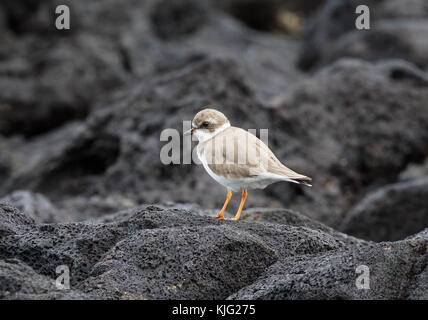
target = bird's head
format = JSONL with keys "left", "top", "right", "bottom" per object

{"left": 186, "top": 108, "right": 231, "bottom": 142}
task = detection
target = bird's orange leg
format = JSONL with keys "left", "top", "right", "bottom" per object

{"left": 231, "top": 189, "right": 247, "bottom": 221}
{"left": 214, "top": 189, "right": 232, "bottom": 219}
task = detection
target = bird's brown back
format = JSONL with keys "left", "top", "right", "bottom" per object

{"left": 197, "top": 126, "right": 311, "bottom": 181}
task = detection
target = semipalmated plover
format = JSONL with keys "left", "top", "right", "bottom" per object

{"left": 185, "top": 108, "right": 312, "bottom": 220}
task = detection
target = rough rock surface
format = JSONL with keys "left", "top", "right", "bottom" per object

{"left": 0, "top": 190, "right": 59, "bottom": 223}
{"left": 340, "top": 178, "right": 428, "bottom": 242}
{"left": 1, "top": 204, "right": 426, "bottom": 300}
{"left": 229, "top": 234, "right": 428, "bottom": 299}
{"left": 0, "top": 0, "right": 303, "bottom": 138}
{"left": 272, "top": 59, "right": 428, "bottom": 225}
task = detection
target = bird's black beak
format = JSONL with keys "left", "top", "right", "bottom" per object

{"left": 184, "top": 128, "right": 195, "bottom": 136}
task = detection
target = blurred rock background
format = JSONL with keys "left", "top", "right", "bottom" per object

{"left": 0, "top": 0, "right": 427, "bottom": 242}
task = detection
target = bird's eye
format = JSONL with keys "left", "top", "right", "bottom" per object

{"left": 202, "top": 121, "right": 209, "bottom": 128}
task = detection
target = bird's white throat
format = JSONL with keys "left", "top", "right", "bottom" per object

{"left": 194, "top": 122, "right": 230, "bottom": 143}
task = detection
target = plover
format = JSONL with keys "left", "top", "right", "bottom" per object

{"left": 185, "top": 108, "right": 312, "bottom": 220}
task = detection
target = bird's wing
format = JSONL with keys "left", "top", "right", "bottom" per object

{"left": 268, "top": 162, "right": 312, "bottom": 181}
{"left": 204, "top": 127, "right": 311, "bottom": 182}
{"left": 203, "top": 127, "right": 262, "bottom": 178}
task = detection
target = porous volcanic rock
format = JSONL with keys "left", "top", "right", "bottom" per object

{"left": 340, "top": 178, "right": 428, "bottom": 242}
{"left": 1, "top": 203, "right": 427, "bottom": 300}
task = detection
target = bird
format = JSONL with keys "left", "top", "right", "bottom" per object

{"left": 185, "top": 108, "right": 312, "bottom": 221}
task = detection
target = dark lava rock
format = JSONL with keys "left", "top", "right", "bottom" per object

{"left": 0, "top": 204, "right": 34, "bottom": 236}
{"left": 1, "top": 0, "right": 428, "bottom": 245}
{"left": 298, "top": 0, "right": 428, "bottom": 71}
{"left": 271, "top": 58, "right": 428, "bottom": 226}
{"left": 0, "top": 258, "right": 95, "bottom": 300}
{"left": 228, "top": 232, "right": 428, "bottom": 299}
{"left": 242, "top": 207, "right": 362, "bottom": 245}
{"left": 0, "top": 190, "right": 58, "bottom": 223}
{"left": 341, "top": 178, "right": 428, "bottom": 242}
{"left": 0, "top": 0, "right": 302, "bottom": 138}
{"left": 0, "top": 27, "right": 126, "bottom": 137}
{"left": 0, "top": 203, "right": 426, "bottom": 300}
{"left": 150, "top": 0, "right": 209, "bottom": 40}
{"left": 0, "top": 258, "right": 57, "bottom": 299}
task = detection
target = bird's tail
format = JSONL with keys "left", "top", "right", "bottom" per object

{"left": 297, "top": 180, "right": 312, "bottom": 187}
{"left": 268, "top": 164, "right": 312, "bottom": 187}
{"left": 290, "top": 175, "right": 312, "bottom": 187}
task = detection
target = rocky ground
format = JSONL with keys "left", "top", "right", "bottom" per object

{"left": 0, "top": 0, "right": 427, "bottom": 299}
{"left": 1, "top": 204, "right": 427, "bottom": 299}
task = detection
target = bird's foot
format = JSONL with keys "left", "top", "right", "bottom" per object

{"left": 213, "top": 213, "right": 224, "bottom": 219}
